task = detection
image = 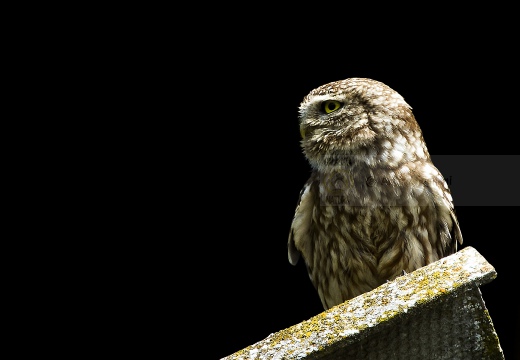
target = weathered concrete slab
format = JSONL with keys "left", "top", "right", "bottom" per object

{"left": 222, "top": 246, "right": 504, "bottom": 360}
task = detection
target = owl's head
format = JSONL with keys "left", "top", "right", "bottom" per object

{"left": 298, "top": 78, "right": 429, "bottom": 171}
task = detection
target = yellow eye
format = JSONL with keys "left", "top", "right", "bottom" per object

{"left": 322, "top": 100, "right": 342, "bottom": 114}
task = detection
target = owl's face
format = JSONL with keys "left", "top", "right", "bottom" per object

{"left": 299, "top": 78, "right": 426, "bottom": 171}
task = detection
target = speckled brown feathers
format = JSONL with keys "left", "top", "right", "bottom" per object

{"left": 288, "top": 78, "right": 462, "bottom": 310}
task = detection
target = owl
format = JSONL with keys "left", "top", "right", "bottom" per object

{"left": 288, "top": 78, "right": 462, "bottom": 310}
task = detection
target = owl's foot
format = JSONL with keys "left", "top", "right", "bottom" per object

{"left": 387, "top": 270, "right": 408, "bottom": 283}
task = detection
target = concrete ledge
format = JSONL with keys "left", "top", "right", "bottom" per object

{"left": 222, "top": 246, "right": 504, "bottom": 360}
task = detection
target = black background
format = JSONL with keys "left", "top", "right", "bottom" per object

{"left": 198, "top": 48, "right": 519, "bottom": 359}
{"left": 30, "top": 8, "right": 519, "bottom": 360}
{"left": 113, "top": 16, "right": 520, "bottom": 359}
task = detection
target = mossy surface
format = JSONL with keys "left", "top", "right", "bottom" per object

{"left": 222, "top": 246, "right": 502, "bottom": 360}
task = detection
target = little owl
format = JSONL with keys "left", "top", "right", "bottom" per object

{"left": 288, "top": 78, "right": 463, "bottom": 310}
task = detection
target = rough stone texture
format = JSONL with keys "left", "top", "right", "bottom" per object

{"left": 222, "top": 246, "right": 504, "bottom": 360}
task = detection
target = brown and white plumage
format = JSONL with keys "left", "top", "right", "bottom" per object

{"left": 288, "top": 78, "right": 462, "bottom": 310}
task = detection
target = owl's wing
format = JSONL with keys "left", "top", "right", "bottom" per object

{"left": 288, "top": 176, "right": 316, "bottom": 265}
{"left": 449, "top": 207, "right": 463, "bottom": 251}
{"left": 431, "top": 171, "right": 463, "bottom": 255}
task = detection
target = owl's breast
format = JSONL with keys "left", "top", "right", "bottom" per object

{"left": 308, "top": 201, "right": 395, "bottom": 307}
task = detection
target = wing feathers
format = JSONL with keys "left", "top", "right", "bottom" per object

{"left": 288, "top": 177, "right": 315, "bottom": 265}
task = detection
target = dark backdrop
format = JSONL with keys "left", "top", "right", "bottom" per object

{"left": 116, "top": 21, "right": 518, "bottom": 358}
{"left": 36, "top": 8, "right": 519, "bottom": 360}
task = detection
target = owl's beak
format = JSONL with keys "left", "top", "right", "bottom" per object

{"left": 300, "top": 126, "right": 306, "bottom": 139}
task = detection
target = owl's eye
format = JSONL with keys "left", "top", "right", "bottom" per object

{"left": 321, "top": 100, "right": 342, "bottom": 114}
